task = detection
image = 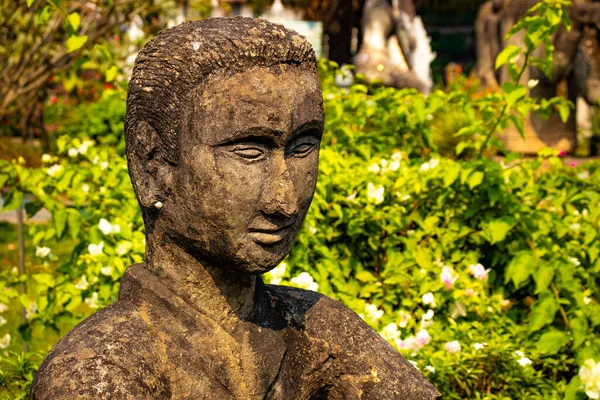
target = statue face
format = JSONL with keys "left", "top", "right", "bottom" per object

{"left": 166, "top": 65, "right": 324, "bottom": 274}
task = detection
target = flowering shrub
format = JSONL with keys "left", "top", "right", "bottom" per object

{"left": 1, "top": 1, "right": 599, "bottom": 398}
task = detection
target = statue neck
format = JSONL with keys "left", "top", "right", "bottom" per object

{"left": 144, "top": 233, "right": 258, "bottom": 333}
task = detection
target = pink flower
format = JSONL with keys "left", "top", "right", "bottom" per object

{"left": 570, "top": 162, "right": 576, "bottom": 168}
{"left": 445, "top": 340, "right": 461, "bottom": 354}
{"left": 558, "top": 150, "right": 566, "bottom": 157}
{"left": 465, "top": 288, "right": 477, "bottom": 297}
{"left": 416, "top": 329, "right": 431, "bottom": 346}
{"left": 440, "top": 266, "right": 458, "bottom": 290}
{"left": 468, "top": 263, "right": 490, "bottom": 280}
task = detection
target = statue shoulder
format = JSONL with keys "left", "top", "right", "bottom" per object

{"left": 262, "top": 285, "right": 440, "bottom": 399}
{"left": 30, "top": 301, "right": 171, "bottom": 399}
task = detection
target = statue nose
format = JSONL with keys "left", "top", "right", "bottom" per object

{"left": 260, "top": 159, "right": 299, "bottom": 218}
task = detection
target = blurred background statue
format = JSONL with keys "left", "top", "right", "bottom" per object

{"left": 474, "top": 0, "right": 600, "bottom": 153}
{"left": 354, "top": 0, "right": 435, "bottom": 93}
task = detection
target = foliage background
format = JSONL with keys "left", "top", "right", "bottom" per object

{"left": 1, "top": 0, "right": 600, "bottom": 399}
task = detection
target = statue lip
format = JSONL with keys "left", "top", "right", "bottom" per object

{"left": 248, "top": 224, "right": 294, "bottom": 245}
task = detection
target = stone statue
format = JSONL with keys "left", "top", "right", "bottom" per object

{"left": 354, "top": 0, "right": 435, "bottom": 93}
{"left": 30, "top": 18, "right": 440, "bottom": 399}
{"left": 474, "top": 0, "right": 600, "bottom": 153}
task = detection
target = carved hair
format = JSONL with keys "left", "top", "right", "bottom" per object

{"left": 124, "top": 17, "right": 316, "bottom": 166}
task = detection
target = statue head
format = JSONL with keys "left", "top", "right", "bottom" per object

{"left": 124, "top": 17, "right": 324, "bottom": 274}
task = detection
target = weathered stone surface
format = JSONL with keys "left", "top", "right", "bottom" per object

{"left": 31, "top": 17, "right": 440, "bottom": 399}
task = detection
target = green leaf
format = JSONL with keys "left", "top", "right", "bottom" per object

{"left": 467, "top": 171, "right": 484, "bottom": 189}
{"left": 26, "top": 0, "right": 35, "bottom": 7}
{"left": 67, "top": 12, "right": 81, "bottom": 31}
{"left": 53, "top": 209, "right": 68, "bottom": 239}
{"left": 564, "top": 376, "right": 586, "bottom": 400}
{"left": 355, "top": 271, "right": 376, "bottom": 283}
{"left": 105, "top": 65, "right": 118, "bottom": 82}
{"left": 486, "top": 217, "right": 515, "bottom": 244}
{"left": 67, "top": 209, "right": 81, "bottom": 240}
{"left": 533, "top": 265, "right": 554, "bottom": 294}
{"left": 66, "top": 35, "right": 88, "bottom": 53}
{"left": 505, "top": 251, "right": 537, "bottom": 288}
{"left": 529, "top": 290, "right": 559, "bottom": 333}
{"left": 536, "top": 330, "right": 570, "bottom": 355}
{"left": 557, "top": 102, "right": 571, "bottom": 123}
{"left": 571, "top": 317, "right": 588, "bottom": 349}
{"left": 1, "top": 190, "right": 23, "bottom": 211}
{"left": 495, "top": 45, "right": 521, "bottom": 69}
{"left": 443, "top": 163, "right": 461, "bottom": 187}
{"left": 24, "top": 202, "right": 43, "bottom": 219}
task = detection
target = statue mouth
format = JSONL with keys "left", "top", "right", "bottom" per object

{"left": 248, "top": 224, "right": 294, "bottom": 246}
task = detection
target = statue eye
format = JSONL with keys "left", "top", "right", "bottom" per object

{"left": 290, "top": 142, "right": 316, "bottom": 157}
{"left": 232, "top": 147, "right": 265, "bottom": 160}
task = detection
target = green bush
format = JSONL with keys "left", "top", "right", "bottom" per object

{"left": 1, "top": 1, "right": 599, "bottom": 398}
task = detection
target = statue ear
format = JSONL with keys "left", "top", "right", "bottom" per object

{"left": 129, "top": 121, "right": 174, "bottom": 209}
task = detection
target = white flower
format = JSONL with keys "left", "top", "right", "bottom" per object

{"left": 98, "top": 219, "right": 120, "bottom": 236}
{"left": 368, "top": 163, "right": 381, "bottom": 174}
{"left": 68, "top": 148, "right": 79, "bottom": 158}
{"left": 381, "top": 323, "right": 400, "bottom": 341}
{"left": 367, "top": 183, "right": 385, "bottom": 205}
{"left": 116, "top": 242, "right": 131, "bottom": 256}
{"left": 422, "top": 309, "right": 435, "bottom": 321}
{"left": 421, "top": 309, "right": 435, "bottom": 328}
{"left": 578, "top": 170, "right": 590, "bottom": 180}
{"left": 514, "top": 350, "right": 525, "bottom": 358}
{"left": 445, "top": 340, "right": 461, "bottom": 354}
{"left": 473, "top": 342, "right": 485, "bottom": 351}
{"left": 77, "top": 140, "right": 94, "bottom": 154}
{"left": 391, "top": 151, "right": 404, "bottom": 161}
{"left": 397, "top": 193, "right": 411, "bottom": 202}
{"left": 0, "top": 333, "right": 11, "bottom": 349}
{"left": 101, "top": 266, "right": 113, "bottom": 276}
{"left": 46, "top": 164, "right": 63, "bottom": 177}
{"left": 527, "top": 79, "right": 539, "bottom": 89}
{"left": 468, "top": 263, "right": 491, "bottom": 280}
{"left": 290, "top": 272, "right": 319, "bottom": 292}
{"left": 580, "top": 359, "right": 600, "bottom": 399}
{"left": 88, "top": 241, "right": 104, "bottom": 256}
{"left": 100, "top": 161, "right": 109, "bottom": 170}
{"left": 398, "top": 310, "right": 412, "bottom": 328}
{"left": 41, "top": 154, "right": 52, "bottom": 163}
{"left": 585, "top": 296, "right": 593, "bottom": 305}
{"left": 0, "top": 303, "right": 8, "bottom": 313}
{"left": 365, "top": 303, "right": 384, "bottom": 322}
{"left": 85, "top": 292, "right": 99, "bottom": 309}
{"left": 387, "top": 160, "right": 400, "bottom": 172}
{"left": 425, "top": 365, "right": 435, "bottom": 373}
{"left": 268, "top": 262, "right": 287, "bottom": 285}
{"left": 517, "top": 357, "right": 533, "bottom": 367}
{"left": 419, "top": 158, "right": 439, "bottom": 172}
{"left": 25, "top": 302, "right": 37, "bottom": 319}
{"left": 571, "top": 223, "right": 581, "bottom": 231}
{"left": 346, "top": 191, "right": 357, "bottom": 202}
{"left": 568, "top": 257, "right": 581, "bottom": 266}
{"left": 75, "top": 275, "right": 89, "bottom": 290}
{"left": 422, "top": 292, "right": 436, "bottom": 308}
{"left": 82, "top": 184, "right": 90, "bottom": 193}
{"left": 0, "top": 316, "right": 6, "bottom": 327}
{"left": 309, "top": 226, "right": 317, "bottom": 235}
{"left": 35, "top": 246, "right": 51, "bottom": 258}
